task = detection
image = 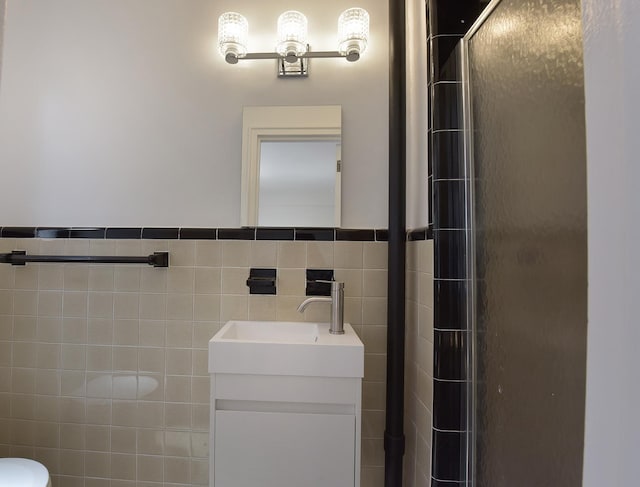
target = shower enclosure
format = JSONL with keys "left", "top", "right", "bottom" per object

{"left": 460, "top": 0, "right": 588, "bottom": 485}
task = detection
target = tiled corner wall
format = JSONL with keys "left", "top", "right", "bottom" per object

{"left": 404, "top": 238, "right": 434, "bottom": 487}
{"left": 0, "top": 236, "right": 388, "bottom": 487}
{"left": 427, "top": 1, "right": 485, "bottom": 485}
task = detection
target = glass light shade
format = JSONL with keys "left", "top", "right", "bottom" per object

{"left": 338, "top": 8, "right": 369, "bottom": 58}
{"left": 276, "top": 11, "right": 308, "bottom": 57}
{"left": 218, "top": 12, "right": 249, "bottom": 60}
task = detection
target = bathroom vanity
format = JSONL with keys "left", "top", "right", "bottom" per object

{"left": 209, "top": 320, "right": 364, "bottom": 487}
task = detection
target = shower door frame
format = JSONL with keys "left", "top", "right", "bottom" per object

{"left": 459, "top": 1, "right": 508, "bottom": 485}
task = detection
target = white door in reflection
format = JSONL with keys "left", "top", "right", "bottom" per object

{"left": 257, "top": 140, "right": 340, "bottom": 227}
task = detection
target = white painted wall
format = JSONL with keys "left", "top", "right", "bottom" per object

{"left": 405, "top": 0, "right": 428, "bottom": 230}
{"left": 0, "top": 0, "right": 388, "bottom": 227}
{"left": 582, "top": 0, "right": 640, "bottom": 485}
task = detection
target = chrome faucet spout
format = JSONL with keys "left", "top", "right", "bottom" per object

{"left": 297, "top": 281, "right": 345, "bottom": 335}
{"left": 297, "top": 297, "right": 331, "bottom": 313}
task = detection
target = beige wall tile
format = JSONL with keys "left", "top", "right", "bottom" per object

{"left": 64, "top": 266, "right": 89, "bottom": 292}
{"left": 13, "top": 316, "right": 37, "bottom": 341}
{"left": 164, "top": 456, "right": 191, "bottom": 484}
{"left": 194, "top": 294, "right": 220, "bottom": 322}
{"left": 113, "top": 320, "right": 139, "bottom": 346}
{"left": 85, "top": 373, "right": 112, "bottom": 399}
{"left": 63, "top": 293, "right": 88, "bottom": 318}
{"left": 221, "top": 267, "right": 249, "bottom": 295}
{"left": 60, "top": 370, "right": 86, "bottom": 396}
{"left": 219, "top": 295, "right": 248, "bottom": 322}
{"left": 276, "top": 242, "right": 306, "bottom": 268}
{"left": 12, "top": 367, "right": 35, "bottom": 394}
{"left": 191, "top": 350, "right": 208, "bottom": 375}
{"left": 38, "top": 291, "right": 63, "bottom": 317}
{"left": 194, "top": 267, "right": 221, "bottom": 294}
{"left": 35, "top": 421, "right": 59, "bottom": 449}
{"left": 1, "top": 237, "right": 397, "bottom": 487}
{"left": 112, "top": 347, "right": 137, "bottom": 372}
{"left": 165, "top": 349, "right": 192, "bottom": 376}
{"left": 335, "top": 242, "right": 364, "bottom": 269}
{"left": 275, "top": 296, "right": 304, "bottom": 322}
{"left": 140, "top": 294, "right": 166, "bottom": 320}
{"left": 0, "top": 266, "right": 14, "bottom": 290}
{"left": 193, "top": 321, "right": 220, "bottom": 347}
{"left": 168, "top": 241, "right": 196, "bottom": 267}
{"left": 14, "top": 290, "right": 37, "bottom": 316}
{"left": 195, "top": 241, "right": 221, "bottom": 267}
{"left": 221, "top": 241, "right": 250, "bottom": 267}
{"left": 165, "top": 375, "right": 191, "bottom": 403}
{"left": 113, "top": 267, "right": 141, "bottom": 292}
{"left": 61, "top": 345, "right": 86, "bottom": 370}
{"left": 137, "top": 428, "right": 164, "bottom": 455}
{"left": 85, "top": 399, "right": 111, "bottom": 425}
{"left": 62, "top": 318, "right": 87, "bottom": 343}
{"left": 0, "top": 290, "right": 13, "bottom": 314}
{"left": 14, "top": 266, "right": 38, "bottom": 290}
{"left": 306, "top": 242, "right": 334, "bottom": 268}
{"left": 191, "top": 457, "right": 209, "bottom": 485}
{"left": 167, "top": 267, "right": 195, "bottom": 294}
{"left": 139, "top": 320, "right": 166, "bottom": 347}
{"left": 277, "top": 268, "right": 305, "bottom": 296}
{"left": 191, "top": 405, "right": 209, "bottom": 432}
{"left": 86, "top": 346, "right": 112, "bottom": 371}
{"left": 88, "top": 266, "right": 114, "bottom": 292}
{"left": 165, "top": 403, "right": 191, "bottom": 429}
{"left": 110, "top": 452, "right": 136, "bottom": 480}
{"left": 362, "top": 297, "right": 387, "bottom": 326}
{"left": 140, "top": 267, "right": 167, "bottom": 293}
{"left": 88, "top": 293, "right": 114, "bottom": 319}
{"left": 363, "top": 242, "right": 388, "bottom": 269}
{"left": 248, "top": 295, "right": 276, "bottom": 321}
{"left": 60, "top": 423, "right": 85, "bottom": 450}
{"left": 60, "top": 448, "right": 85, "bottom": 476}
{"left": 12, "top": 341, "right": 36, "bottom": 368}
{"left": 114, "top": 294, "right": 139, "bottom": 320}
{"left": 165, "top": 430, "right": 191, "bottom": 456}
{"left": 362, "top": 325, "right": 387, "bottom": 354}
{"left": 250, "top": 241, "right": 278, "bottom": 267}
{"left": 137, "top": 454, "right": 163, "bottom": 481}
{"left": 87, "top": 319, "right": 113, "bottom": 345}
{"left": 362, "top": 270, "right": 388, "bottom": 297}
{"left": 85, "top": 451, "right": 110, "bottom": 478}
{"left": 166, "top": 294, "right": 193, "bottom": 321}
{"left": 111, "top": 426, "right": 136, "bottom": 453}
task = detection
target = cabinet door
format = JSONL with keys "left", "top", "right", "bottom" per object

{"left": 214, "top": 410, "right": 355, "bottom": 487}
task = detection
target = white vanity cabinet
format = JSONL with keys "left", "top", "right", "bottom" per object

{"left": 208, "top": 321, "right": 364, "bottom": 487}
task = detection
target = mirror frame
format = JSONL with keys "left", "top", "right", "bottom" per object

{"left": 241, "top": 105, "right": 342, "bottom": 227}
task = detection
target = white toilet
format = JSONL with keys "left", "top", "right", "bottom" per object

{"left": 0, "top": 458, "right": 51, "bottom": 487}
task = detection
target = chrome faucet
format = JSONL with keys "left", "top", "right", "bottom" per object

{"left": 297, "top": 281, "right": 345, "bottom": 335}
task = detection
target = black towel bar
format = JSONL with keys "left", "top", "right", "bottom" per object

{"left": 0, "top": 250, "right": 169, "bottom": 267}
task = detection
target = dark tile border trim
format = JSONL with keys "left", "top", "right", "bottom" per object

{"left": 0, "top": 226, "right": 390, "bottom": 242}
{"left": 407, "top": 226, "right": 434, "bottom": 241}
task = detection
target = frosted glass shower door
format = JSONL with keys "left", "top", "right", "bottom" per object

{"left": 462, "top": 0, "right": 588, "bottom": 485}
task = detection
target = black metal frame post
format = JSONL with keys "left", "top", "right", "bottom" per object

{"left": 385, "top": 0, "right": 407, "bottom": 485}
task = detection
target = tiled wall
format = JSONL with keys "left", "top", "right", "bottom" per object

{"left": 0, "top": 236, "right": 388, "bottom": 486}
{"left": 427, "top": 1, "right": 484, "bottom": 485}
{"left": 404, "top": 239, "right": 434, "bottom": 487}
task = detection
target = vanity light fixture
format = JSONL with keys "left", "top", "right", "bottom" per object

{"left": 217, "top": 8, "right": 370, "bottom": 77}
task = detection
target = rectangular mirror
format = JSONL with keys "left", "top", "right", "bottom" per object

{"left": 241, "top": 106, "right": 342, "bottom": 227}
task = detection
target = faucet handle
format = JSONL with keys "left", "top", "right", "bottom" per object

{"left": 316, "top": 279, "right": 344, "bottom": 290}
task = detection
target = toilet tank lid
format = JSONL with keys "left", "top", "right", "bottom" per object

{"left": 0, "top": 458, "right": 50, "bottom": 487}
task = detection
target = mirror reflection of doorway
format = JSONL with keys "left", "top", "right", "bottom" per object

{"left": 258, "top": 140, "right": 341, "bottom": 227}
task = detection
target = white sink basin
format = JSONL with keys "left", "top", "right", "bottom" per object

{"left": 209, "top": 321, "right": 364, "bottom": 378}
